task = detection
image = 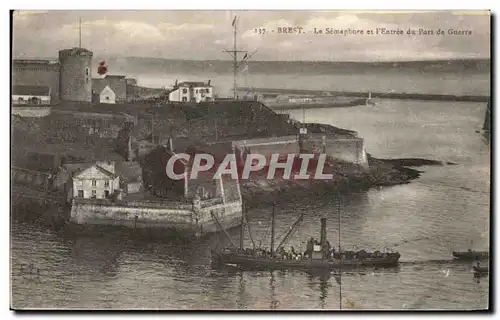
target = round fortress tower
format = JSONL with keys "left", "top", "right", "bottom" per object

{"left": 58, "top": 47, "right": 93, "bottom": 102}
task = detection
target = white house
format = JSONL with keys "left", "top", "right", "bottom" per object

{"left": 168, "top": 81, "right": 213, "bottom": 103}
{"left": 55, "top": 161, "right": 120, "bottom": 201}
{"left": 99, "top": 85, "right": 116, "bottom": 104}
{"left": 12, "top": 85, "right": 51, "bottom": 105}
{"left": 92, "top": 81, "right": 117, "bottom": 104}
{"left": 54, "top": 160, "right": 144, "bottom": 202}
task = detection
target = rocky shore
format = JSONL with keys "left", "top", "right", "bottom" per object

{"left": 241, "top": 153, "right": 453, "bottom": 210}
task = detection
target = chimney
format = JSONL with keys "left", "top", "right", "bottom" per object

{"left": 320, "top": 218, "right": 327, "bottom": 247}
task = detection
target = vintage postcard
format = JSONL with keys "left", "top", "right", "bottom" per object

{"left": 10, "top": 10, "right": 490, "bottom": 310}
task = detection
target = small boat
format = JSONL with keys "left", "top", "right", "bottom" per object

{"left": 473, "top": 265, "right": 489, "bottom": 274}
{"left": 452, "top": 250, "right": 489, "bottom": 261}
{"left": 211, "top": 203, "right": 401, "bottom": 271}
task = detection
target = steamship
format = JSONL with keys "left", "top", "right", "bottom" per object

{"left": 211, "top": 207, "right": 401, "bottom": 271}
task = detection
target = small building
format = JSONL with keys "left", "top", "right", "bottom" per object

{"left": 104, "top": 75, "right": 127, "bottom": 102}
{"left": 99, "top": 85, "right": 116, "bottom": 104}
{"left": 55, "top": 161, "right": 120, "bottom": 202}
{"left": 116, "top": 161, "right": 143, "bottom": 194}
{"left": 92, "top": 75, "right": 127, "bottom": 103}
{"left": 168, "top": 80, "right": 213, "bottom": 103}
{"left": 12, "top": 85, "right": 51, "bottom": 105}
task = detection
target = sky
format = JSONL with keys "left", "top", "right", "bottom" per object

{"left": 12, "top": 10, "right": 491, "bottom": 61}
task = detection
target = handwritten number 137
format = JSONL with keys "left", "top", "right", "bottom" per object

{"left": 254, "top": 28, "right": 266, "bottom": 34}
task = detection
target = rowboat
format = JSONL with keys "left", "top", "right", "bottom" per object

{"left": 473, "top": 265, "right": 489, "bottom": 274}
{"left": 452, "top": 250, "right": 489, "bottom": 261}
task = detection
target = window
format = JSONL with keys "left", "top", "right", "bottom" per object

{"left": 182, "top": 88, "right": 188, "bottom": 94}
{"left": 91, "top": 190, "right": 97, "bottom": 199}
{"left": 18, "top": 97, "right": 24, "bottom": 102}
{"left": 104, "top": 190, "right": 110, "bottom": 198}
{"left": 92, "top": 179, "right": 96, "bottom": 187}
{"left": 182, "top": 97, "right": 187, "bottom": 102}
{"left": 86, "top": 68, "right": 89, "bottom": 76}
{"left": 78, "top": 190, "right": 84, "bottom": 198}
{"left": 195, "top": 89, "right": 198, "bottom": 94}
{"left": 104, "top": 180, "right": 110, "bottom": 187}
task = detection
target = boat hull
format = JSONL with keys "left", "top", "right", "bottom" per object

{"left": 452, "top": 251, "right": 489, "bottom": 261}
{"left": 473, "top": 266, "right": 489, "bottom": 274}
{"left": 212, "top": 251, "right": 400, "bottom": 271}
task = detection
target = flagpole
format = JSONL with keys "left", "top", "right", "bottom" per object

{"left": 223, "top": 15, "right": 257, "bottom": 100}
{"left": 79, "top": 18, "right": 82, "bottom": 48}
{"left": 233, "top": 17, "right": 237, "bottom": 100}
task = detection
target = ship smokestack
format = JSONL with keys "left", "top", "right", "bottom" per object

{"left": 320, "top": 218, "right": 327, "bottom": 247}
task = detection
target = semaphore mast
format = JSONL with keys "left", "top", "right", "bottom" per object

{"left": 223, "top": 14, "right": 258, "bottom": 100}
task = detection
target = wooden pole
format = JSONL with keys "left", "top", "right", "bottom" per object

{"left": 270, "top": 201, "right": 276, "bottom": 257}
{"left": 338, "top": 193, "right": 342, "bottom": 310}
{"left": 240, "top": 205, "right": 245, "bottom": 250}
{"left": 244, "top": 203, "right": 256, "bottom": 249}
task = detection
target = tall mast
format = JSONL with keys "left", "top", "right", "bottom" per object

{"left": 240, "top": 202, "right": 245, "bottom": 250}
{"left": 79, "top": 18, "right": 82, "bottom": 48}
{"left": 223, "top": 14, "right": 258, "bottom": 100}
{"left": 233, "top": 17, "right": 237, "bottom": 100}
{"left": 270, "top": 201, "right": 276, "bottom": 257}
{"left": 151, "top": 114, "right": 155, "bottom": 144}
{"left": 338, "top": 193, "right": 342, "bottom": 310}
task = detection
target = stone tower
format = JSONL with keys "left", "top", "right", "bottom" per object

{"left": 58, "top": 47, "right": 93, "bottom": 102}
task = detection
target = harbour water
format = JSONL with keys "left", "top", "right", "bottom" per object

{"left": 11, "top": 97, "right": 490, "bottom": 310}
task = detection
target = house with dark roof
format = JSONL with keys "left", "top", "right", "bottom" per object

{"left": 12, "top": 85, "right": 51, "bottom": 105}
{"left": 168, "top": 80, "right": 213, "bottom": 103}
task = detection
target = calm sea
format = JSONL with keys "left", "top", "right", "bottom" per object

{"left": 11, "top": 65, "right": 490, "bottom": 310}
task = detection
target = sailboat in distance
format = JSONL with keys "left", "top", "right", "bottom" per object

{"left": 365, "top": 92, "right": 376, "bottom": 106}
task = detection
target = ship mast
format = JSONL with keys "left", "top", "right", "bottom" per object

{"left": 338, "top": 193, "right": 342, "bottom": 310}
{"left": 223, "top": 14, "right": 258, "bottom": 100}
{"left": 240, "top": 208, "right": 245, "bottom": 250}
{"left": 79, "top": 18, "right": 82, "bottom": 48}
{"left": 270, "top": 201, "right": 276, "bottom": 257}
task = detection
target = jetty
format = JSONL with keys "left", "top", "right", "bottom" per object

{"left": 237, "top": 87, "right": 490, "bottom": 103}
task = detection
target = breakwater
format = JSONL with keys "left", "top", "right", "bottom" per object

{"left": 263, "top": 98, "right": 367, "bottom": 110}
{"left": 237, "top": 87, "right": 489, "bottom": 103}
